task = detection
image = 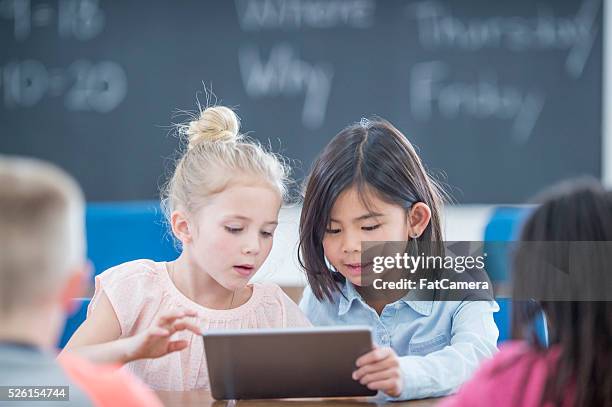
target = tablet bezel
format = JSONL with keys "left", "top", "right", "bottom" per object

{"left": 202, "top": 326, "right": 377, "bottom": 400}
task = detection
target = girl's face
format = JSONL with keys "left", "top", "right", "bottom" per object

{"left": 186, "top": 182, "right": 281, "bottom": 290}
{"left": 322, "top": 186, "right": 427, "bottom": 287}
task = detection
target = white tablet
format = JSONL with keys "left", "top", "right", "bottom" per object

{"left": 202, "top": 326, "right": 376, "bottom": 400}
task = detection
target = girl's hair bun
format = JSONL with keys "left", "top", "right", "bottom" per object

{"left": 186, "top": 106, "right": 240, "bottom": 149}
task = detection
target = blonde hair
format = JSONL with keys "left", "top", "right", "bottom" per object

{"left": 161, "top": 105, "right": 289, "bottom": 226}
{"left": 0, "top": 156, "right": 85, "bottom": 315}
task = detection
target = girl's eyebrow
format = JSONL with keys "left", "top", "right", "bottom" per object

{"left": 354, "top": 212, "right": 384, "bottom": 221}
{"left": 329, "top": 212, "right": 384, "bottom": 223}
{"left": 224, "top": 215, "right": 250, "bottom": 222}
{"left": 224, "top": 215, "right": 278, "bottom": 225}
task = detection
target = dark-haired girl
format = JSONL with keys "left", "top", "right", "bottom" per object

{"left": 441, "top": 180, "right": 612, "bottom": 407}
{"left": 299, "top": 118, "right": 499, "bottom": 400}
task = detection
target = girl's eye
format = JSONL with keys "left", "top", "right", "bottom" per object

{"left": 225, "top": 226, "right": 243, "bottom": 233}
{"left": 260, "top": 231, "right": 274, "bottom": 238}
{"left": 326, "top": 228, "right": 341, "bottom": 234}
{"left": 362, "top": 224, "right": 381, "bottom": 231}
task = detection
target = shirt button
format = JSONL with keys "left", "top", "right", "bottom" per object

{"left": 381, "top": 334, "right": 389, "bottom": 343}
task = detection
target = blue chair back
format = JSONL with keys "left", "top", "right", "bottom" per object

{"left": 86, "top": 201, "right": 180, "bottom": 276}
{"left": 60, "top": 201, "right": 180, "bottom": 348}
{"left": 483, "top": 206, "right": 531, "bottom": 282}
{"left": 485, "top": 207, "right": 548, "bottom": 345}
{"left": 494, "top": 298, "right": 548, "bottom": 345}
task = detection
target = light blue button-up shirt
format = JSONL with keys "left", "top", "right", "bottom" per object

{"left": 299, "top": 280, "right": 499, "bottom": 400}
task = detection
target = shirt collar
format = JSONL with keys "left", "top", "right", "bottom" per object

{"left": 338, "top": 279, "right": 363, "bottom": 316}
{"left": 337, "top": 280, "right": 434, "bottom": 316}
{"left": 401, "top": 284, "right": 435, "bottom": 316}
{"left": 402, "top": 298, "right": 434, "bottom": 316}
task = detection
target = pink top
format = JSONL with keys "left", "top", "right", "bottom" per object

{"left": 439, "top": 341, "right": 571, "bottom": 407}
{"left": 89, "top": 259, "right": 312, "bottom": 391}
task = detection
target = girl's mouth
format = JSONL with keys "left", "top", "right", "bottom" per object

{"left": 344, "top": 263, "right": 362, "bottom": 276}
{"left": 344, "top": 262, "right": 373, "bottom": 276}
{"left": 233, "top": 264, "right": 255, "bottom": 277}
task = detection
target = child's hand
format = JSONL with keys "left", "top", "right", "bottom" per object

{"left": 352, "top": 346, "right": 404, "bottom": 398}
{"left": 126, "top": 309, "right": 201, "bottom": 361}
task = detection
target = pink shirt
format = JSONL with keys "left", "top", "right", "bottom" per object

{"left": 89, "top": 259, "right": 311, "bottom": 391}
{"left": 439, "top": 341, "right": 571, "bottom": 407}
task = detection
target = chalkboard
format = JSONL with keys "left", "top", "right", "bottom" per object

{"left": 0, "top": 0, "right": 603, "bottom": 203}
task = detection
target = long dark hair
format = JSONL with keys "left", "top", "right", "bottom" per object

{"left": 511, "top": 179, "right": 612, "bottom": 407}
{"left": 298, "top": 118, "right": 446, "bottom": 302}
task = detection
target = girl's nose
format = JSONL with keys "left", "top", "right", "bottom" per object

{"left": 242, "top": 232, "right": 261, "bottom": 255}
{"left": 341, "top": 234, "right": 361, "bottom": 254}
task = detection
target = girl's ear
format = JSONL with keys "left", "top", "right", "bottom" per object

{"left": 171, "top": 210, "right": 193, "bottom": 244}
{"left": 406, "top": 202, "right": 432, "bottom": 238}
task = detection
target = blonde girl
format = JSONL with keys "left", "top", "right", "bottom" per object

{"left": 64, "top": 105, "right": 311, "bottom": 390}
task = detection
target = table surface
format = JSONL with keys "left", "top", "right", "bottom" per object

{"left": 155, "top": 390, "right": 444, "bottom": 407}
